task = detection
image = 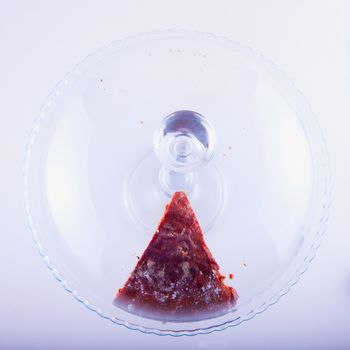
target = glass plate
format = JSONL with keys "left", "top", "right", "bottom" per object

{"left": 23, "top": 30, "right": 331, "bottom": 336}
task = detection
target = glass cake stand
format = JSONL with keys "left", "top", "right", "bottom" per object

{"left": 23, "top": 30, "right": 331, "bottom": 336}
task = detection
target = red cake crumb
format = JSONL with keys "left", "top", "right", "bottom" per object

{"left": 114, "top": 191, "right": 238, "bottom": 321}
{"left": 229, "top": 274, "right": 234, "bottom": 280}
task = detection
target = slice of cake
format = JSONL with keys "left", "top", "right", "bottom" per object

{"left": 114, "top": 191, "right": 237, "bottom": 321}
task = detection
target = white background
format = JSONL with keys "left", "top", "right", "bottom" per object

{"left": 1, "top": 1, "right": 350, "bottom": 349}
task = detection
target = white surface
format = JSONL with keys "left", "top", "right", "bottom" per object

{"left": 1, "top": 1, "right": 350, "bottom": 349}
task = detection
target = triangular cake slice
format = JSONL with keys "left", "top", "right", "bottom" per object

{"left": 114, "top": 191, "right": 238, "bottom": 321}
